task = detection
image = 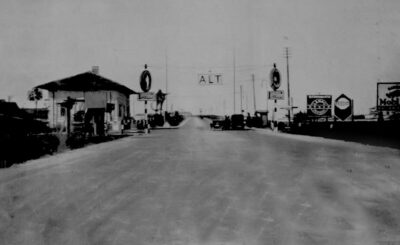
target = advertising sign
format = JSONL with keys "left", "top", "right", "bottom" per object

{"left": 268, "top": 90, "right": 284, "bottom": 100}
{"left": 307, "top": 95, "right": 332, "bottom": 117}
{"left": 334, "top": 94, "right": 353, "bottom": 121}
{"left": 269, "top": 64, "right": 281, "bottom": 91}
{"left": 138, "top": 92, "right": 156, "bottom": 101}
{"left": 140, "top": 69, "right": 152, "bottom": 92}
{"left": 198, "top": 73, "right": 223, "bottom": 85}
{"left": 377, "top": 82, "right": 400, "bottom": 111}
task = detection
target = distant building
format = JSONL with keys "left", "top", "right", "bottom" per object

{"left": 0, "top": 100, "right": 48, "bottom": 135}
{"left": 369, "top": 106, "right": 394, "bottom": 119}
{"left": 36, "top": 67, "right": 137, "bottom": 135}
{"left": 0, "top": 100, "right": 24, "bottom": 118}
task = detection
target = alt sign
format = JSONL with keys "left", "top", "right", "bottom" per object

{"left": 198, "top": 73, "right": 223, "bottom": 85}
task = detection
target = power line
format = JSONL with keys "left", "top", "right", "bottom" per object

{"left": 147, "top": 64, "right": 268, "bottom": 71}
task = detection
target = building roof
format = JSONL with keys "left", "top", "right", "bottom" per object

{"left": 36, "top": 71, "right": 137, "bottom": 95}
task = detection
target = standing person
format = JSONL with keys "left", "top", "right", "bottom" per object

{"left": 121, "top": 116, "right": 128, "bottom": 134}
{"left": 224, "top": 115, "right": 230, "bottom": 130}
{"left": 246, "top": 112, "right": 252, "bottom": 127}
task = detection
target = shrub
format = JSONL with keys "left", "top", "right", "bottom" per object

{"left": 0, "top": 133, "right": 61, "bottom": 167}
{"left": 66, "top": 132, "right": 87, "bottom": 149}
{"left": 40, "top": 134, "right": 60, "bottom": 154}
{"left": 166, "top": 111, "right": 184, "bottom": 126}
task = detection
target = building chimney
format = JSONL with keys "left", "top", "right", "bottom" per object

{"left": 92, "top": 66, "right": 99, "bottom": 75}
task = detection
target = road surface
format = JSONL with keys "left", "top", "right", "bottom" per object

{"left": 1, "top": 117, "right": 400, "bottom": 245}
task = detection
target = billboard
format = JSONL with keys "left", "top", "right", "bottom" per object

{"left": 307, "top": 95, "right": 332, "bottom": 117}
{"left": 198, "top": 73, "right": 223, "bottom": 85}
{"left": 334, "top": 94, "right": 353, "bottom": 121}
{"left": 270, "top": 64, "right": 281, "bottom": 91}
{"left": 377, "top": 82, "right": 400, "bottom": 111}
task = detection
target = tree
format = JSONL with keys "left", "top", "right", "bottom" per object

{"left": 27, "top": 88, "right": 43, "bottom": 117}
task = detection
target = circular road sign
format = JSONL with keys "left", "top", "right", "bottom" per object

{"left": 310, "top": 99, "right": 331, "bottom": 116}
{"left": 270, "top": 64, "right": 281, "bottom": 91}
{"left": 140, "top": 69, "right": 152, "bottom": 92}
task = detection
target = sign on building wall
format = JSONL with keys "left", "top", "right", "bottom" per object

{"left": 307, "top": 95, "right": 332, "bottom": 117}
{"left": 85, "top": 91, "right": 107, "bottom": 109}
{"left": 377, "top": 82, "right": 400, "bottom": 111}
{"left": 334, "top": 94, "right": 353, "bottom": 121}
{"left": 198, "top": 73, "right": 223, "bottom": 85}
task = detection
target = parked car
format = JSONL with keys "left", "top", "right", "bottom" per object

{"left": 230, "top": 114, "right": 245, "bottom": 130}
{"left": 210, "top": 116, "right": 225, "bottom": 130}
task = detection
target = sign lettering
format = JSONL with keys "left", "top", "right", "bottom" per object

{"left": 198, "top": 73, "right": 223, "bottom": 85}
{"left": 377, "top": 82, "right": 400, "bottom": 111}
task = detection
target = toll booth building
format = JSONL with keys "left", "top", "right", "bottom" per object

{"left": 36, "top": 68, "right": 136, "bottom": 135}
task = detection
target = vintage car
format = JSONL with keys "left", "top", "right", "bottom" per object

{"left": 210, "top": 116, "right": 226, "bottom": 130}
{"left": 230, "top": 114, "right": 245, "bottom": 130}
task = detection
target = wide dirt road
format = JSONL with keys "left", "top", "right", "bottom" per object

{"left": 1, "top": 117, "right": 400, "bottom": 245}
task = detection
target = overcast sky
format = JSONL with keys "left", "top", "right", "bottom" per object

{"left": 1, "top": 0, "right": 399, "bottom": 115}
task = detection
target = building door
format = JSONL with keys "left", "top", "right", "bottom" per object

{"left": 86, "top": 108, "right": 105, "bottom": 136}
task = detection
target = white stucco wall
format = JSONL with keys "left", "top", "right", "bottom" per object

{"left": 46, "top": 90, "right": 130, "bottom": 132}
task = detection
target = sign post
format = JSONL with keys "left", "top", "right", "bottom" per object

{"left": 268, "top": 90, "right": 285, "bottom": 100}
{"left": 270, "top": 63, "right": 281, "bottom": 130}
{"left": 138, "top": 92, "right": 156, "bottom": 101}
{"left": 140, "top": 64, "right": 152, "bottom": 133}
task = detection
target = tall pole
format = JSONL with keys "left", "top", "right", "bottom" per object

{"left": 165, "top": 54, "right": 168, "bottom": 112}
{"left": 66, "top": 106, "right": 71, "bottom": 136}
{"left": 223, "top": 99, "right": 226, "bottom": 115}
{"left": 144, "top": 64, "right": 149, "bottom": 134}
{"left": 233, "top": 49, "right": 236, "bottom": 114}
{"left": 285, "top": 47, "right": 291, "bottom": 125}
{"left": 252, "top": 74, "right": 256, "bottom": 113}
{"left": 240, "top": 85, "right": 243, "bottom": 113}
{"left": 266, "top": 80, "right": 269, "bottom": 124}
{"left": 145, "top": 100, "right": 148, "bottom": 133}
{"left": 246, "top": 93, "right": 248, "bottom": 112}
{"left": 272, "top": 99, "right": 277, "bottom": 130}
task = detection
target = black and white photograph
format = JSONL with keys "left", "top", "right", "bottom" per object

{"left": 1, "top": 0, "right": 400, "bottom": 244}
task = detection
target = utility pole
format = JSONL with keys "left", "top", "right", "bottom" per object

{"left": 285, "top": 47, "right": 292, "bottom": 125}
{"left": 165, "top": 54, "right": 168, "bottom": 112}
{"left": 223, "top": 99, "right": 226, "bottom": 115}
{"left": 144, "top": 64, "right": 150, "bottom": 134}
{"left": 252, "top": 74, "right": 256, "bottom": 114}
{"left": 246, "top": 93, "right": 249, "bottom": 112}
{"left": 240, "top": 85, "right": 243, "bottom": 113}
{"left": 266, "top": 79, "right": 269, "bottom": 123}
{"left": 233, "top": 50, "right": 236, "bottom": 114}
